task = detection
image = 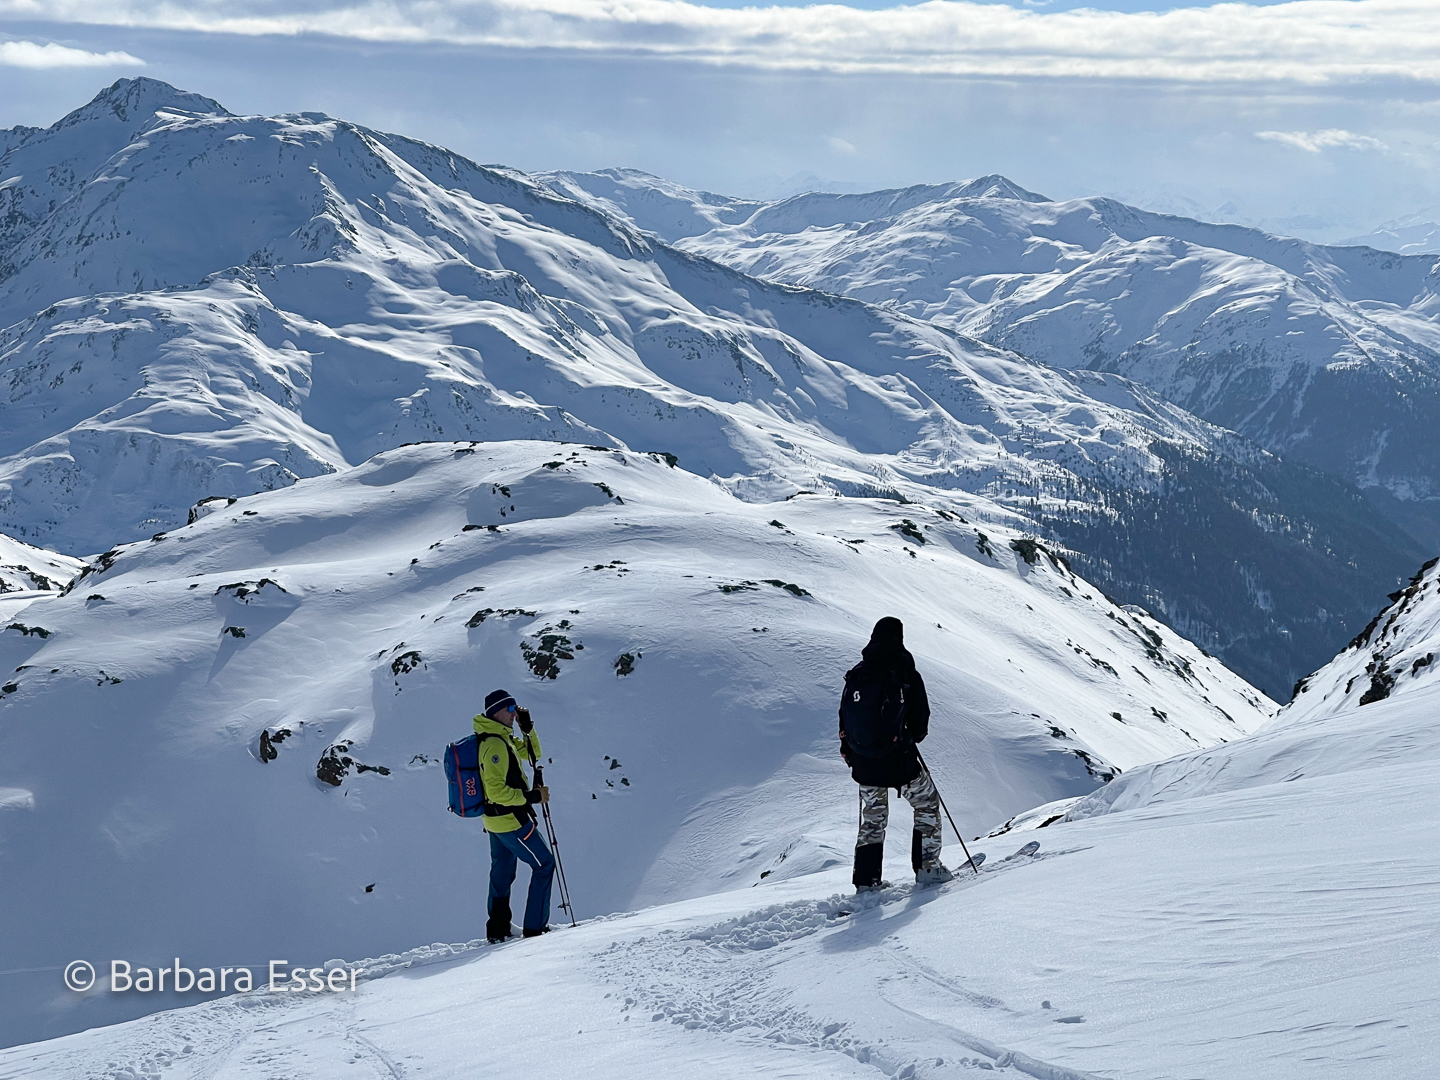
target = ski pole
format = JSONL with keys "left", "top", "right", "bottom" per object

{"left": 524, "top": 740, "right": 578, "bottom": 927}
{"left": 915, "top": 749, "right": 981, "bottom": 875}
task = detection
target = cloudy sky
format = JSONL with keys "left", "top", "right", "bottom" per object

{"left": 1, "top": 1, "right": 1436, "bottom": 239}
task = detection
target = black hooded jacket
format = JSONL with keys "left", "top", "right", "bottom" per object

{"left": 839, "top": 618, "right": 930, "bottom": 788}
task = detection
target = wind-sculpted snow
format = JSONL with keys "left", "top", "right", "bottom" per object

{"left": 0, "top": 81, "right": 1424, "bottom": 699}
{"left": 0, "top": 440, "right": 1273, "bottom": 1046}
{"left": 558, "top": 169, "right": 1440, "bottom": 551}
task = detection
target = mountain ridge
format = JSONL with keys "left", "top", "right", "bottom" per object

{"left": 550, "top": 167, "right": 1440, "bottom": 552}
{"left": 0, "top": 80, "right": 1427, "bottom": 699}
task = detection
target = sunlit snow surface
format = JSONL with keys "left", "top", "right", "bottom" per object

{"left": 0, "top": 83, "right": 1434, "bottom": 1073}
{"left": 0, "top": 441, "right": 1270, "bottom": 1048}
{"left": 0, "top": 533, "right": 84, "bottom": 593}
{"left": 4, "top": 630, "right": 1434, "bottom": 1079}
{"left": 0, "top": 81, "right": 1240, "bottom": 558}
{"left": 4, "top": 497, "right": 1433, "bottom": 1075}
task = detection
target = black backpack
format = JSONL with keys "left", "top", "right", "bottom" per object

{"left": 840, "top": 661, "right": 909, "bottom": 758}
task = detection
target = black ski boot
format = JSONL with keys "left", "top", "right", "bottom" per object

{"left": 486, "top": 897, "right": 514, "bottom": 944}
{"left": 853, "top": 842, "right": 885, "bottom": 893}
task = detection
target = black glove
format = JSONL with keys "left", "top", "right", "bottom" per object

{"left": 515, "top": 706, "right": 533, "bottom": 734}
{"left": 526, "top": 785, "right": 550, "bottom": 805}
{"left": 839, "top": 737, "right": 854, "bottom": 766}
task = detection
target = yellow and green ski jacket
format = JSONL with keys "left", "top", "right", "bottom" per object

{"left": 472, "top": 714, "right": 542, "bottom": 833}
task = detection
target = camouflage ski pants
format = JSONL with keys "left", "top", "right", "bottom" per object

{"left": 857, "top": 768, "right": 942, "bottom": 872}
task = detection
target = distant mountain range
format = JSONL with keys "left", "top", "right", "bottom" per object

{"left": 546, "top": 168, "right": 1440, "bottom": 553}
{"left": 0, "top": 80, "right": 1430, "bottom": 698}
{"left": 1336, "top": 212, "right": 1440, "bottom": 257}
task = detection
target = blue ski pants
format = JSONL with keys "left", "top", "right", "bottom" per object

{"left": 488, "top": 821, "right": 555, "bottom": 933}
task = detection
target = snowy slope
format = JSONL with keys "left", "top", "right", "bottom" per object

{"left": 1057, "top": 557, "right": 1439, "bottom": 825}
{"left": 539, "top": 167, "right": 767, "bottom": 242}
{"left": 0, "top": 81, "right": 1423, "bottom": 701}
{"left": 0, "top": 82, "right": 1268, "bottom": 557}
{"left": 551, "top": 169, "right": 1440, "bottom": 551}
{"left": 1283, "top": 555, "right": 1439, "bottom": 722}
{"left": 0, "top": 440, "right": 1273, "bottom": 1047}
{"left": 3, "top": 549, "right": 1432, "bottom": 1078}
{"left": 0, "top": 533, "right": 84, "bottom": 594}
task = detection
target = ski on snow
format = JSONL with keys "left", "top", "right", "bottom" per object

{"left": 836, "top": 840, "right": 1041, "bottom": 915}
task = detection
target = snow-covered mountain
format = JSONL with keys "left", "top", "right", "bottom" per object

{"left": 1, "top": 80, "right": 1432, "bottom": 1071}
{"left": 1060, "top": 554, "right": 1439, "bottom": 824}
{"left": 1337, "top": 211, "right": 1440, "bottom": 257}
{"left": 3, "top": 530, "right": 1433, "bottom": 1079}
{"left": 1, "top": 80, "right": 1424, "bottom": 700}
{"left": 0, "top": 440, "right": 1273, "bottom": 1047}
{"left": 0, "top": 533, "right": 84, "bottom": 594}
{"left": 1284, "top": 554, "right": 1439, "bottom": 721}
{"left": 549, "top": 169, "right": 1440, "bottom": 553}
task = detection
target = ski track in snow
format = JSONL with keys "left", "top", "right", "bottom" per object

{"left": 594, "top": 850, "right": 1100, "bottom": 1080}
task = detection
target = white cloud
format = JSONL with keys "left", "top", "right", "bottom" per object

{"left": 0, "top": 1, "right": 1434, "bottom": 83}
{"left": 1256, "top": 128, "right": 1389, "bottom": 153}
{"left": 827, "top": 135, "right": 857, "bottom": 154}
{"left": 0, "top": 38, "right": 144, "bottom": 67}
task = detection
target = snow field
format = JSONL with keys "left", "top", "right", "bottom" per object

{"left": 5, "top": 680, "right": 1432, "bottom": 1079}
{"left": 0, "top": 80, "right": 1432, "bottom": 1072}
{"left": 0, "top": 439, "right": 1271, "bottom": 1047}
{"left": 0, "top": 535, "right": 86, "bottom": 595}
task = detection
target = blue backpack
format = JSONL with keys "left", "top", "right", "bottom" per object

{"left": 443, "top": 734, "right": 484, "bottom": 817}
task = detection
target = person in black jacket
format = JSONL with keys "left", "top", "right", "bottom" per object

{"left": 838, "top": 617, "right": 952, "bottom": 890}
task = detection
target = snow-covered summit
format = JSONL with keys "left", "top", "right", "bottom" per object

{"left": 538, "top": 167, "right": 767, "bottom": 242}
{"left": 0, "top": 79, "right": 230, "bottom": 265}
{"left": 538, "top": 170, "right": 1049, "bottom": 242}
{"left": 1337, "top": 209, "right": 1440, "bottom": 257}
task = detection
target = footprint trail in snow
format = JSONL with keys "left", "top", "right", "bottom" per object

{"left": 594, "top": 842, "right": 1103, "bottom": 1079}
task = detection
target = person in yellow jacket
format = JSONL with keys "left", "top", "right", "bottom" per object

{"left": 476, "top": 688, "right": 555, "bottom": 943}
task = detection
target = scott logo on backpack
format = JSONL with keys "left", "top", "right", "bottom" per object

{"left": 840, "top": 661, "right": 909, "bottom": 758}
